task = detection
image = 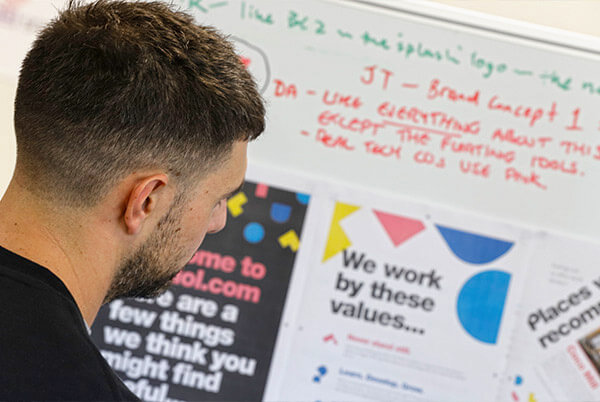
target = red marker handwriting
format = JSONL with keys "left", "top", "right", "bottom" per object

{"left": 531, "top": 156, "right": 578, "bottom": 175}
{"left": 322, "top": 90, "right": 363, "bottom": 109}
{"left": 427, "top": 78, "right": 480, "bottom": 106}
{"left": 492, "top": 128, "right": 552, "bottom": 149}
{"left": 378, "top": 102, "right": 480, "bottom": 135}
{"left": 316, "top": 128, "right": 355, "bottom": 150}
{"left": 414, "top": 151, "right": 446, "bottom": 168}
{"left": 459, "top": 160, "right": 491, "bottom": 178}
{"left": 566, "top": 108, "right": 583, "bottom": 131}
{"left": 487, "top": 96, "right": 557, "bottom": 127}
{"left": 364, "top": 140, "right": 401, "bottom": 159}
{"left": 505, "top": 168, "right": 547, "bottom": 190}
{"left": 361, "top": 65, "right": 393, "bottom": 90}
{"left": 559, "top": 140, "right": 591, "bottom": 156}
{"left": 318, "top": 110, "right": 385, "bottom": 136}
{"left": 273, "top": 79, "right": 297, "bottom": 98}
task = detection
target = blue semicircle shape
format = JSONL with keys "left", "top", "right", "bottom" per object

{"left": 456, "top": 270, "right": 511, "bottom": 344}
{"left": 270, "top": 202, "right": 292, "bottom": 223}
{"left": 436, "top": 225, "right": 514, "bottom": 264}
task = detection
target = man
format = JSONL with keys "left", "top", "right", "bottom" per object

{"left": 0, "top": 0, "right": 264, "bottom": 400}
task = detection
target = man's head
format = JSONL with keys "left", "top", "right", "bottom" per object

{"left": 12, "top": 0, "right": 264, "bottom": 302}
{"left": 103, "top": 139, "right": 248, "bottom": 303}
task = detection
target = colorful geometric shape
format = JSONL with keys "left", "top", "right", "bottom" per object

{"left": 278, "top": 230, "right": 300, "bottom": 252}
{"left": 243, "top": 222, "right": 265, "bottom": 244}
{"left": 271, "top": 203, "right": 292, "bottom": 223}
{"left": 456, "top": 270, "right": 511, "bottom": 344}
{"left": 227, "top": 192, "right": 248, "bottom": 217}
{"left": 322, "top": 202, "right": 361, "bottom": 262}
{"left": 296, "top": 193, "right": 310, "bottom": 205}
{"left": 312, "top": 365, "right": 328, "bottom": 383}
{"left": 436, "top": 225, "right": 514, "bottom": 264}
{"left": 373, "top": 210, "right": 425, "bottom": 247}
{"left": 255, "top": 183, "right": 269, "bottom": 198}
{"left": 515, "top": 375, "right": 523, "bottom": 386}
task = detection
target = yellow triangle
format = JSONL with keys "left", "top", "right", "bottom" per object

{"left": 322, "top": 202, "right": 361, "bottom": 262}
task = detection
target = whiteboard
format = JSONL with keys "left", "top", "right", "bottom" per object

{"left": 3, "top": 0, "right": 600, "bottom": 239}
{"left": 189, "top": 0, "right": 600, "bottom": 240}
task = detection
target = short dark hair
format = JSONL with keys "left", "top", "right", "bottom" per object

{"left": 14, "top": 0, "right": 264, "bottom": 207}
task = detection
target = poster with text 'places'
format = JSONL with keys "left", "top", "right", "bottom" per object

{"left": 91, "top": 181, "right": 310, "bottom": 402}
{"left": 276, "top": 194, "right": 534, "bottom": 401}
{"left": 501, "top": 234, "right": 600, "bottom": 402}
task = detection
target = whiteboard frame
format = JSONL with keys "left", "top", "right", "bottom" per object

{"left": 335, "top": 0, "right": 600, "bottom": 56}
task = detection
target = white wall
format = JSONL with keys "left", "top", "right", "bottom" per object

{"left": 431, "top": 0, "right": 600, "bottom": 37}
{"left": 0, "top": 78, "right": 16, "bottom": 197}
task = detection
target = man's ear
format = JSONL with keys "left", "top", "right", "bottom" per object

{"left": 123, "top": 174, "right": 170, "bottom": 235}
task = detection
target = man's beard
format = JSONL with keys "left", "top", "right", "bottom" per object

{"left": 103, "top": 198, "right": 188, "bottom": 304}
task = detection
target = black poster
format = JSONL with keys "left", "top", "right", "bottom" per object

{"left": 91, "top": 181, "right": 310, "bottom": 401}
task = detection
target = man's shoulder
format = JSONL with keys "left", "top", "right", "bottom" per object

{"left": 0, "top": 258, "right": 139, "bottom": 401}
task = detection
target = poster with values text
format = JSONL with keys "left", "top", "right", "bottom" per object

{"left": 274, "top": 190, "right": 535, "bottom": 402}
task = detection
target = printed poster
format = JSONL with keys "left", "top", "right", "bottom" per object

{"left": 501, "top": 233, "right": 600, "bottom": 402}
{"left": 91, "top": 181, "right": 310, "bottom": 401}
{"left": 274, "top": 191, "right": 534, "bottom": 402}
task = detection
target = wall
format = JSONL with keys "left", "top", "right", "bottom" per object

{"left": 0, "top": 78, "right": 16, "bottom": 196}
{"left": 431, "top": 0, "right": 600, "bottom": 37}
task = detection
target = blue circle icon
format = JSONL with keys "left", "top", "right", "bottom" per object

{"left": 244, "top": 222, "right": 265, "bottom": 244}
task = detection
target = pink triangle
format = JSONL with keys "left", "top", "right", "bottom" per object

{"left": 373, "top": 210, "right": 425, "bottom": 247}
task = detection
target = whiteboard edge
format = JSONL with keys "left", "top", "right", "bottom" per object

{"left": 326, "top": 0, "right": 600, "bottom": 55}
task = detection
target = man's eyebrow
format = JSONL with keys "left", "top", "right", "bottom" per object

{"left": 222, "top": 180, "right": 245, "bottom": 200}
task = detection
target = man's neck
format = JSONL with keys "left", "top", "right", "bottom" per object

{"left": 0, "top": 180, "right": 117, "bottom": 326}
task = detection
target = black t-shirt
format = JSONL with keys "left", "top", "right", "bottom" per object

{"left": 0, "top": 245, "right": 140, "bottom": 401}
